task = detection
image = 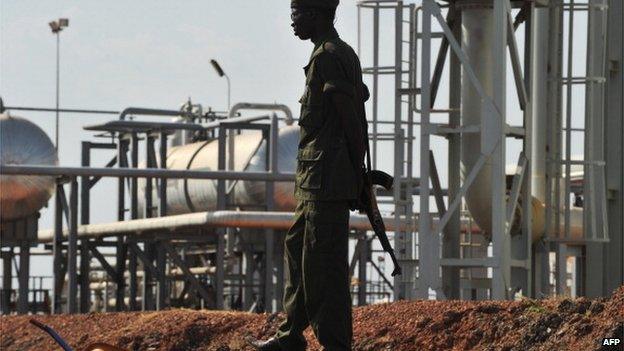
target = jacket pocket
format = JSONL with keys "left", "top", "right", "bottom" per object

{"left": 298, "top": 85, "right": 324, "bottom": 128}
{"left": 296, "top": 148, "right": 323, "bottom": 190}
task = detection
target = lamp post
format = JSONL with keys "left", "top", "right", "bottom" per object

{"left": 49, "top": 18, "right": 69, "bottom": 150}
{"left": 210, "top": 59, "right": 230, "bottom": 111}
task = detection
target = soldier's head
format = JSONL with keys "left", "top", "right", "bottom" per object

{"left": 290, "top": 0, "right": 338, "bottom": 40}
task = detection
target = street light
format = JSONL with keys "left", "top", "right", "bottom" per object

{"left": 210, "top": 59, "right": 230, "bottom": 111}
{"left": 49, "top": 18, "right": 69, "bottom": 150}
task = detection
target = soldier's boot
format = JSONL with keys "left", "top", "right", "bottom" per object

{"left": 244, "top": 336, "right": 283, "bottom": 351}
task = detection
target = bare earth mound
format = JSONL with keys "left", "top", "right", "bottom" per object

{"left": 1, "top": 286, "right": 622, "bottom": 351}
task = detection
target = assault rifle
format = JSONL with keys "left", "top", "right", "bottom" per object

{"left": 354, "top": 82, "right": 401, "bottom": 276}
{"left": 360, "top": 170, "right": 402, "bottom": 277}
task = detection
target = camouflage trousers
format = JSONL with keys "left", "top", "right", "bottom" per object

{"left": 275, "top": 200, "right": 353, "bottom": 351}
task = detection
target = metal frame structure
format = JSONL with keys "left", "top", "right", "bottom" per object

{"left": 355, "top": 0, "right": 618, "bottom": 301}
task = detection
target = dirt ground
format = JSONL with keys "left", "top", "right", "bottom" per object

{"left": 1, "top": 286, "right": 622, "bottom": 351}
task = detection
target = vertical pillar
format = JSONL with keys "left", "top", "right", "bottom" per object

{"left": 556, "top": 243, "right": 567, "bottom": 295}
{"left": 1, "top": 250, "right": 12, "bottom": 314}
{"left": 263, "top": 115, "right": 278, "bottom": 312}
{"left": 53, "top": 184, "right": 64, "bottom": 313}
{"left": 142, "top": 135, "right": 155, "bottom": 310}
{"left": 17, "top": 242, "right": 30, "bottom": 314}
{"left": 67, "top": 178, "right": 79, "bottom": 313}
{"left": 156, "top": 242, "right": 166, "bottom": 310}
{"left": 128, "top": 242, "right": 138, "bottom": 311}
{"left": 159, "top": 131, "right": 168, "bottom": 217}
{"left": 157, "top": 132, "right": 168, "bottom": 310}
{"left": 142, "top": 243, "right": 154, "bottom": 311}
{"left": 393, "top": 1, "right": 406, "bottom": 300}
{"left": 103, "top": 281, "right": 109, "bottom": 312}
{"left": 418, "top": 0, "right": 432, "bottom": 300}
{"left": 79, "top": 240, "right": 90, "bottom": 312}
{"left": 80, "top": 142, "right": 91, "bottom": 313}
{"left": 116, "top": 137, "right": 128, "bottom": 311}
{"left": 443, "top": 3, "right": 462, "bottom": 300}
{"left": 604, "top": 0, "right": 624, "bottom": 294}
{"left": 215, "top": 127, "right": 227, "bottom": 309}
{"left": 515, "top": 1, "right": 536, "bottom": 298}
{"left": 584, "top": 0, "right": 609, "bottom": 298}
{"left": 372, "top": 6, "right": 379, "bottom": 169}
{"left": 129, "top": 134, "right": 139, "bottom": 310}
{"left": 275, "top": 235, "right": 284, "bottom": 312}
{"left": 530, "top": 3, "right": 551, "bottom": 298}
{"left": 490, "top": 0, "right": 510, "bottom": 300}
{"left": 357, "top": 232, "right": 368, "bottom": 306}
{"left": 243, "top": 250, "right": 254, "bottom": 310}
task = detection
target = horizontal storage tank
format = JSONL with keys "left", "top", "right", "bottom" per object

{"left": 138, "top": 125, "right": 299, "bottom": 216}
{"left": 0, "top": 113, "right": 58, "bottom": 221}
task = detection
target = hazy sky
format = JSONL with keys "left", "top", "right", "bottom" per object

{"left": 1, "top": 1, "right": 590, "bottom": 282}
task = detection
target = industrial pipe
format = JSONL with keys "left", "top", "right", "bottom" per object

{"left": 37, "top": 210, "right": 482, "bottom": 243}
{"left": 228, "top": 103, "right": 294, "bottom": 126}
{"left": 530, "top": 6, "right": 550, "bottom": 202}
{"left": 458, "top": 2, "right": 584, "bottom": 240}
{"left": 0, "top": 164, "right": 295, "bottom": 182}
{"left": 460, "top": 3, "right": 496, "bottom": 234}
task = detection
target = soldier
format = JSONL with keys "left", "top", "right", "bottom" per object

{"left": 245, "top": 0, "right": 368, "bottom": 350}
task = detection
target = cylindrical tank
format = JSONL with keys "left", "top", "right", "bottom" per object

{"left": 138, "top": 125, "right": 299, "bottom": 216}
{"left": 461, "top": 4, "right": 495, "bottom": 234}
{"left": 0, "top": 113, "right": 58, "bottom": 221}
{"left": 530, "top": 6, "right": 550, "bottom": 202}
{"left": 233, "top": 126, "right": 298, "bottom": 210}
{"left": 461, "top": 3, "right": 583, "bottom": 240}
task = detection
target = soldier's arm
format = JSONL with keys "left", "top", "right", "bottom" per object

{"left": 331, "top": 93, "right": 365, "bottom": 170}
{"left": 316, "top": 52, "right": 365, "bottom": 172}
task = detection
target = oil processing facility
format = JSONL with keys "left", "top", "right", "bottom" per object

{"left": 0, "top": 0, "right": 622, "bottom": 315}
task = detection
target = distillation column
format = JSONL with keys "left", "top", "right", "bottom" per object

{"left": 459, "top": 2, "right": 495, "bottom": 299}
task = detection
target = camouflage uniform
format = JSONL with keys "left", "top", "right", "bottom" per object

{"left": 275, "top": 27, "right": 367, "bottom": 351}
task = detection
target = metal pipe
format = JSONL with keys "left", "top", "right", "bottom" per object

{"left": 36, "top": 210, "right": 483, "bottom": 242}
{"left": 460, "top": 4, "right": 495, "bottom": 234}
{"left": 227, "top": 103, "right": 294, "bottom": 126}
{"left": 372, "top": 6, "right": 379, "bottom": 168}
{"left": 0, "top": 164, "right": 295, "bottom": 182}
{"left": 118, "top": 107, "right": 194, "bottom": 121}
{"left": 3, "top": 106, "right": 119, "bottom": 115}
{"left": 531, "top": 6, "right": 549, "bottom": 202}
{"left": 55, "top": 32, "right": 60, "bottom": 150}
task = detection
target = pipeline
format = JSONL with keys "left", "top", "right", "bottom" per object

{"left": 37, "top": 210, "right": 483, "bottom": 243}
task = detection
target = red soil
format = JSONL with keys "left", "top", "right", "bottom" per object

{"left": 1, "top": 286, "right": 622, "bottom": 351}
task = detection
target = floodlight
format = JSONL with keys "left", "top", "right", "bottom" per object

{"left": 210, "top": 59, "right": 225, "bottom": 77}
{"left": 49, "top": 21, "right": 60, "bottom": 32}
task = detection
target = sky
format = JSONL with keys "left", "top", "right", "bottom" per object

{"left": 1, "top": 1, "right": 590, "bottom": 287}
